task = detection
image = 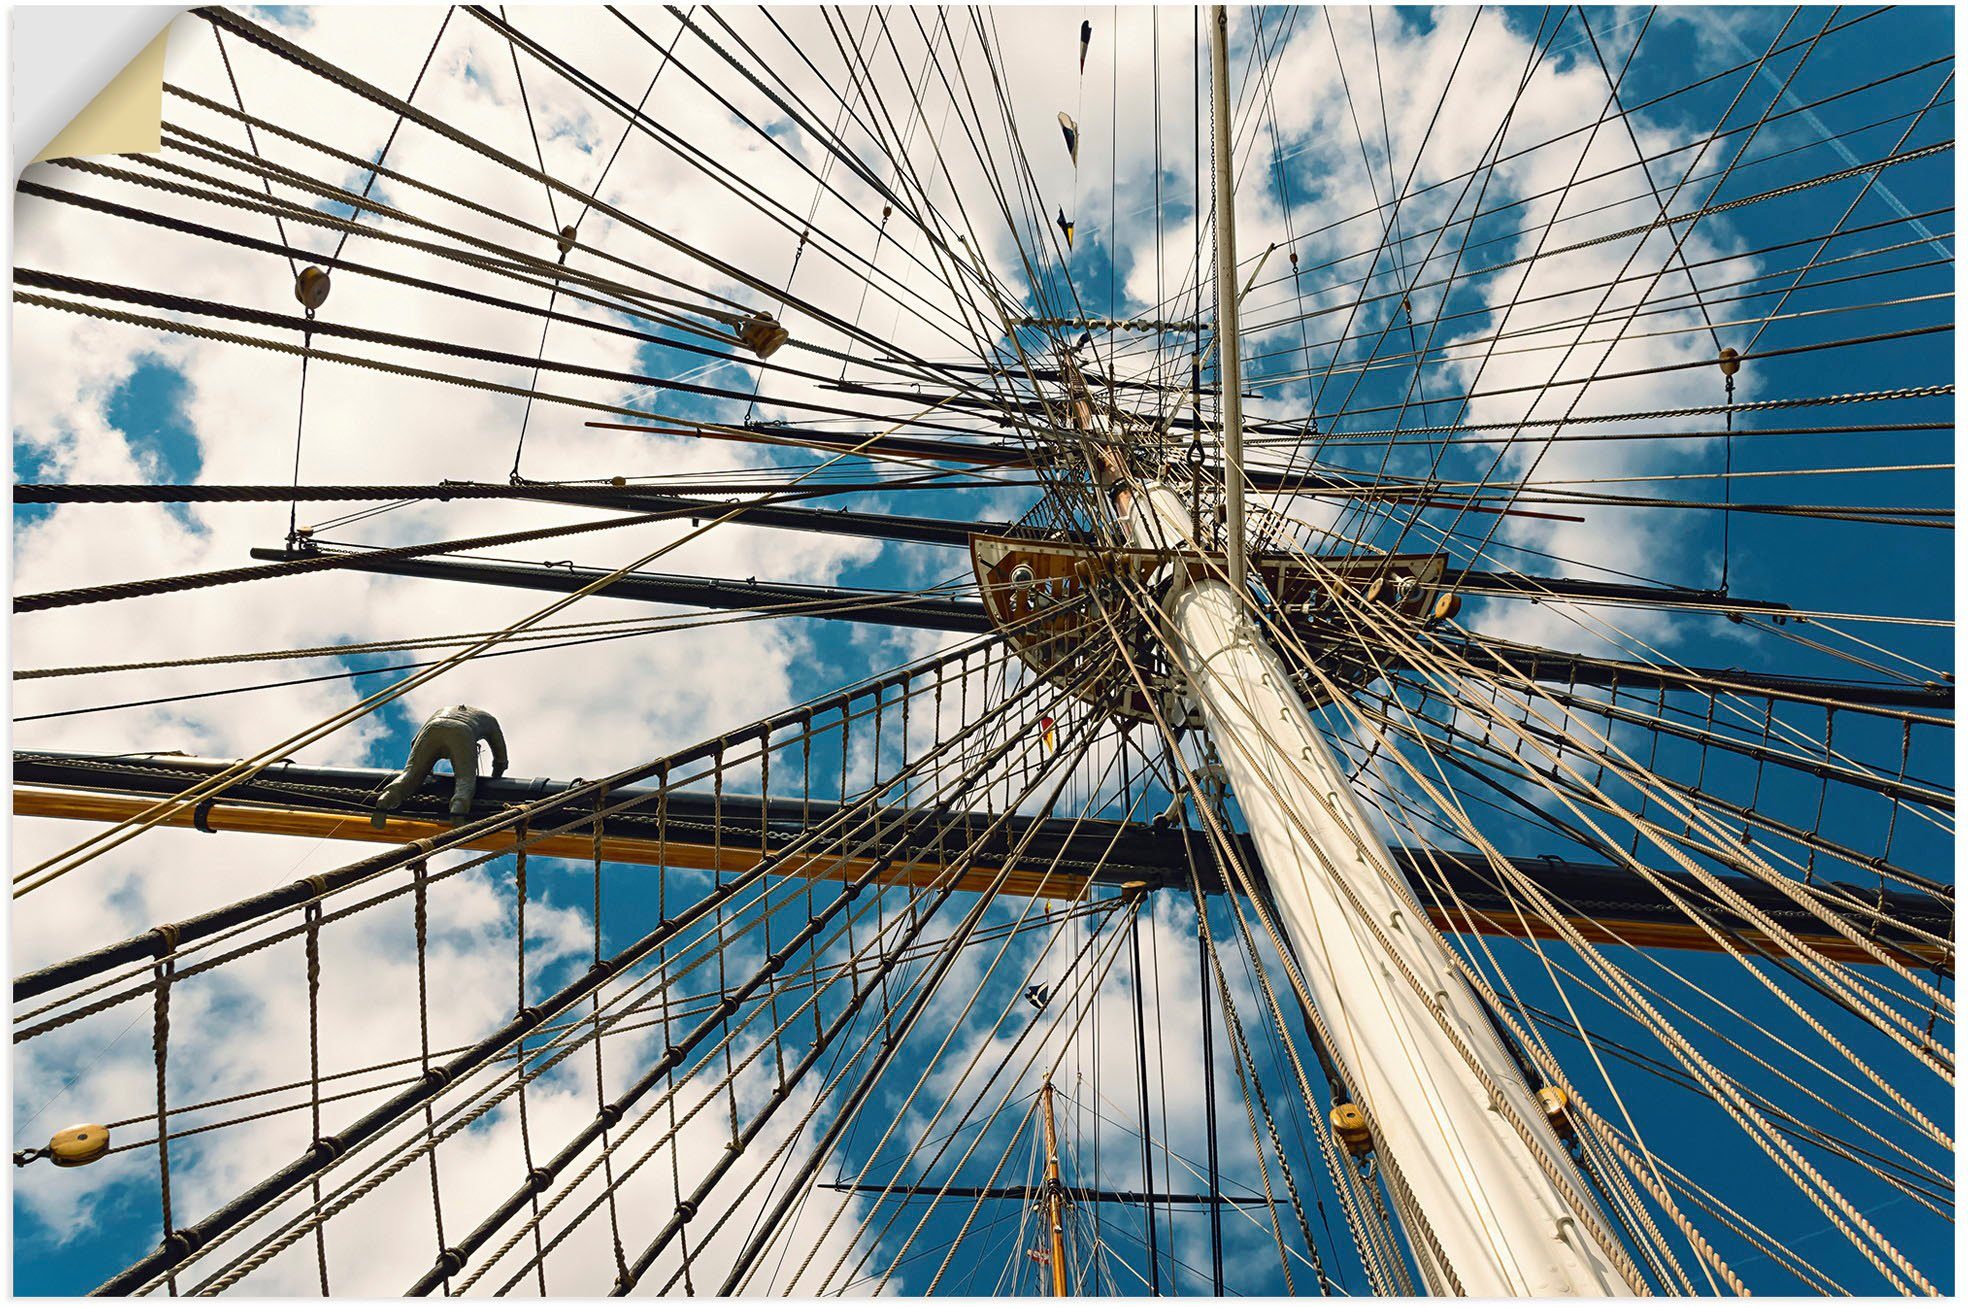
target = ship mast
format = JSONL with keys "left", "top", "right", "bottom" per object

{"left": 1038, "top": 1077, "right": 1071, "bottom": 1297}
{"left": 1206, "top": 3, "right": 1248, "bottom": 598}
{"left": 1103, "top": 8, "right": 1634, "bottom": 1294}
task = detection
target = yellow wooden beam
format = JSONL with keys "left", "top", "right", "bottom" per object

{"left": 11, "top": 788, "right": 1087, "bottom": 901}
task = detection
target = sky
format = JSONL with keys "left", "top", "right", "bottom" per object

{"left": 9, "top": 2, "right": 1954, "bottom": 1297}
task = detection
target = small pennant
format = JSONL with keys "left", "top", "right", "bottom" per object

{"left": 1057, "top": 111, "right": 1079, "bottom": 167}
{"left": 1079, "top": 19, "right": 1092, "bottom": 73}
{"left": 1041, "top": 714, "right": 1057, "bottom": 752}
{"left": 1056, "top": 208, "right": 1074, "bottom": 249}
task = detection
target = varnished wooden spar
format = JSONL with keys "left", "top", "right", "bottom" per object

{"left": 12, "top": 787, "right": 1077, "bottom": 901}
{"left": 13, "top": 752, "right": 1950, "bottom": 968}
{"left": 1039, "top": 1078, "right": 1071, "bottom": 1296}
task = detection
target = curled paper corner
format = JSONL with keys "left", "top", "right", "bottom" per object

{"left": 16, "top": 7, "right": 182, "bottom": 173}
{"left": 28, "top": 22, "right": 171, "bottom": 165}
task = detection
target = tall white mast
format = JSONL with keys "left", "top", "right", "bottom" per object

{"left": 1110, "top": 9, "right": 1628, "bottom": 1294}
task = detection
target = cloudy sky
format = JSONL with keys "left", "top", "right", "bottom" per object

{"left": 10, "top": 2, "right": 1953, "bottom": 1296}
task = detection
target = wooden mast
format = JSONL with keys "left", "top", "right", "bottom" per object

{"left": 1039, "top": 1077, "right": 1071, "bottom": 1296}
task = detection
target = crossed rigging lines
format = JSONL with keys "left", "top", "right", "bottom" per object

{"left": 9, "top": 1, "right": 1954, "bottom": 1297}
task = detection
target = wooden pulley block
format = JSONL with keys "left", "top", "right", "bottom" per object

{"left": 1330, "top": 1102, "right": 1373, "bottom": 1157}
{"left": 1537, "top": 1085, "right": 1576, "bottom": 1141}
{"left": 293, "top": 266, "right": 331, "bottom": 312}
{"left": 737, "top": 312, "right": 791, "bottom": 360}
{"left": 49, "top": 1123, "right": 110, "bottom": 1168}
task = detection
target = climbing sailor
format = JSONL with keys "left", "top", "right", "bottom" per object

{"left": 371, "top": 704, "right": 509, "bottom": 824}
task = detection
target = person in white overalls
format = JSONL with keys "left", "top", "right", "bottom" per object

{"left": 372, "top": 705, "right": 509, "bottom": 823}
